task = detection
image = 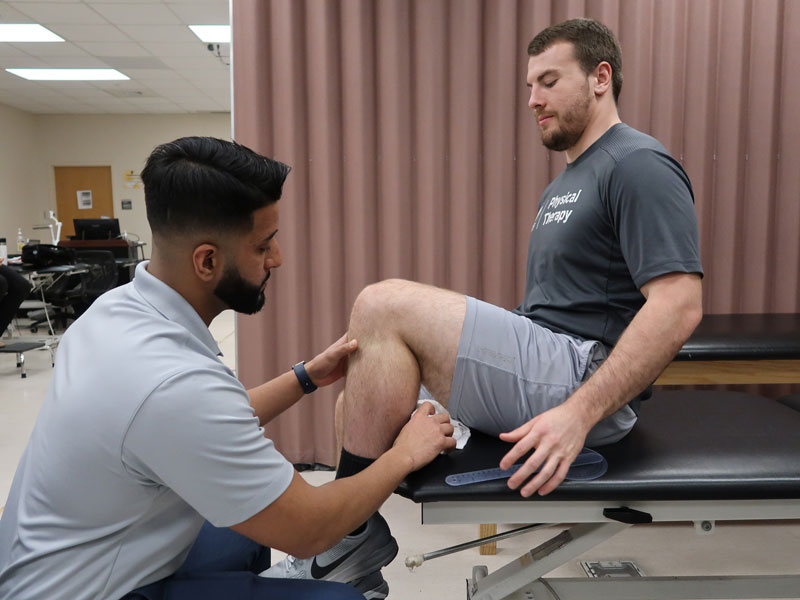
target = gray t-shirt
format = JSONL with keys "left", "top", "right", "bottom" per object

{"left": 515, "top": 123, "right": 703, "bottom": 347}
{"left": 0, "top": 262, "right": 294, "bottom": 599}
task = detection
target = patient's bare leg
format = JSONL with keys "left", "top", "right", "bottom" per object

{"left": 342, "top": 279, "right": 466, "bottom": 459}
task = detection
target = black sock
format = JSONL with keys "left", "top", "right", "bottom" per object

{"left": 336, "top": 448, "right": 377, "bottom": 536}
{"left": 336, "top": 448, "right": 376, "bottom": 479}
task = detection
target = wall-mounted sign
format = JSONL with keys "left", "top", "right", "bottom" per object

{"left": 123, "top": 170, "right": 143, "bottom": 189}
{"left": 77, "top": 189, "right": 93, "bottom": 210}
{"left": 121, "top": 199, "right": 132, "bottom": 210}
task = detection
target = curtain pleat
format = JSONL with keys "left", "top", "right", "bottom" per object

{"left": 233, "top": 0, "right": 800, "bottom": 464}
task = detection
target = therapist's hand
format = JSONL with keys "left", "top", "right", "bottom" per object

{"left": 305, "top": 333, "right": 358, "bottom": 388}
{"left": 498, "top": 402, "right": 591, "bottom": 497}
{"left": 393, "top": 402, "right": 457, "bottom": 471}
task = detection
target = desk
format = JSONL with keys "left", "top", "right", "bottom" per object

{"left": 655, "top": 314, "right": 800, "bottom": 385}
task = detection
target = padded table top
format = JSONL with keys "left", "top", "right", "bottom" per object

{"left": 398, "top": 390, "right": 800, "bottom": 503}
{"left": 675, "top": 313, "right": 800, "bottom": 360}
{"left": 0, "top": 341, "right": 46, "bottom": 353}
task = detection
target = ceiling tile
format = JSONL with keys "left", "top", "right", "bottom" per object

{"left": 2, "top": 0, "right": 232, "bottom": 115}
{"left": 2, "top": 56, "right": 50, "bottom": 68}
{"left": 144, "top": 78, "right": 198, "bottom": 91}
{"left": 0, "top": 69, "right": 29, "bottom": 85}
{"left": 89, "top": 2, "right": 180, "bottom": 25}
{"left": 159, "top": 55, "right": 220, "bottom": 70}
{"left": 87, "top": 0, "right": 164, "bottom": 4}
{"left": 0, "top": 2, "right": 32, "bottom": 22}
{"left": 138, "top": 41, "right": 206, "bottom": 57}
{"left": 166, "top": 2, "right": 228, "bottom": 25}
{"left": 38, "top": 55, "right": 110, "bottom": 68}
{"left": 48, "top": 24, "right": 131, "bottom": 42}
{"left": 159, "top": 91, "right": 201, "bottom": 102}
{"left": 180, "top": 67, "right": 227, "bottom": 84}
{"left": 75, "top": 41, "right": 149, "bottom": 56}
{"left": 0, "top": 44, "right": 30, "bottom": 58}
{"left": 118, "top": 23, "right": 196, "bottom": 42}
{"left": 91, "top": 78, "right": 146, "bottom": 90}
{"left": 9, "top": 41, "right": 90, "bottom": 57}
{"left": 8, "top": 2, "right": 108, "bottom": 25}
{"left": 99, "top": 56, "right": 166, "bottom": 70}
{"left": 120, "top": 67, "right": 180, "bottom": 80}
{"left": 0, "top": 85, "right": 60, "bottom": 100}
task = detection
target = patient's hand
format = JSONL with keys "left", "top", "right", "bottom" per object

{"left": 393, "top": 402, "right": 457, "bottom": 471}
{"left": 498, "top": 402, "right": 591, "bottom": 497}
{"left": 305, "top": 333, "right": 358, "bottom": 387}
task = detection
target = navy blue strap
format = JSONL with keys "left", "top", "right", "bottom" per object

{"left": 292, "top": 361, "right": 317, "bottom": 394}
{"left": 445, "top": 447, "right": 607, "bottom": 486}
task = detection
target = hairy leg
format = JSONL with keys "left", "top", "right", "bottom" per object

{"left": 334, "top": 391, "right": 344, "bottom": 463}
{"left": 342, "top": 279, "right": 466, "bottom": 458}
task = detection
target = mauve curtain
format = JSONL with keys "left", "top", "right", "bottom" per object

{"left": 232, "top": 0, "right": 800, "bottom": 465}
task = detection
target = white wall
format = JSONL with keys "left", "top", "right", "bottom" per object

{"left": 0, "top": 106, "right": 231, "bottom": 254}
{"left": 0, "top": 103, "right": 40, "bottom": 250}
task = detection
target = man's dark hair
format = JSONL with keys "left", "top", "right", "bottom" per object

{"left": 141, "top": 136, "right": 291, "bottom": 237}
{"left": 528, "top": 18, "right": 623, "bottom": 103}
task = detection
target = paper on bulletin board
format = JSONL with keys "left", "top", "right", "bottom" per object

{"left": 123, "top": 170, "right": 143, "bottom": 189}
{"left": 77, "top": 189, "right": 93, "bottom": 210}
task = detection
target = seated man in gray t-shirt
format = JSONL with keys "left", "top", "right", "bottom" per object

{"left": 266, "top": 16, "right": 703, "bottom": 587}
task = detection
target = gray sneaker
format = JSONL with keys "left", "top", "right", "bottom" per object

{"left": 351, "top": 571, "right": 389, "bottom": 599}
{"left": 261, "top": 513, "right": 398, "bottom": 585}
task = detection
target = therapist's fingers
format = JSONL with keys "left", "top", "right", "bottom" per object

{"left": 416, "top": 401, "right": 435, "bottom": 417}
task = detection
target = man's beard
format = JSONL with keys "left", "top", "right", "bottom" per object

{"left": 213, "top": 265, "right": 269, "bottom": 315}
{"left": 541, "top": 83, "right": 593, "bottom": 152}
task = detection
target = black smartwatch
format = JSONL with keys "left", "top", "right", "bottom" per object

{"left": 292, "top": 361, "right": 317, "bottom": 394}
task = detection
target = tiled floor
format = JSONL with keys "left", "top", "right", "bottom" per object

{"left": 2, "top": 311, "right": 798, "bottom": 599}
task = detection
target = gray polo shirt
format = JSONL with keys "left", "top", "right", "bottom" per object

{"left": 0, "top": 262, "right": 294, "bottom": 599}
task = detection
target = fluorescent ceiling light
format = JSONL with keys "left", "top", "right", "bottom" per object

{"left": 189, "top": 25, "right": 230, "bottom": 43}
{"left": 0, "top": 24, "right": 64, "bottom": 42}
{"left": 6, "top": 68, "right": 129, "bottom": 81}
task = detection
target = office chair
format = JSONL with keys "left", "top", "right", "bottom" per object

{"left": 72, "top": 249, "right": 119, "bottom": 315}
{"left": 28, "top": 250, "right": 119, "bottom": 333}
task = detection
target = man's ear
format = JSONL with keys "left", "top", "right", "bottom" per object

{"left": 191, "top": 243, "right": 221, "bottom": 283}
{"left": 593, "top": 61, "right": 613, "bottom": 97}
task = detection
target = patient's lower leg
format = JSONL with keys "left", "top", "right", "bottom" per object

{"left": 339, "top": 279, "right": 465, "bottom": 464}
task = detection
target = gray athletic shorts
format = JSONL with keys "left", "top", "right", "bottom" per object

{"left": 446, "top": 296, "right": 637, "bottom": 446}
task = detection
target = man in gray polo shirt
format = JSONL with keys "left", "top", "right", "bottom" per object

{"left": 0, "top": 137, "right": 456, "bottom": 599}
{"left": 267, "top": 16, "right": 704, "bottom": 587}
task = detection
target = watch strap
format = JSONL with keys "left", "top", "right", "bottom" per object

{"left": 292, "top": 361, "right": 317, "bottom": 394}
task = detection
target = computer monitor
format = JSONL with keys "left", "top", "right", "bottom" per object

{"left": 73, "top": 218, "right": 121, "bottom": 240}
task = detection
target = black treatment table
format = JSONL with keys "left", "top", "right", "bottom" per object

{"left": 398, "top": 390, "right": 800, "bottom": 599}
{"left": 655, "top": 313, "right": 800, "bottom": 385}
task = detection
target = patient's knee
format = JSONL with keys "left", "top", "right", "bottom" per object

{"left": 350, "top": 279, "right": 416, "bottom": 331}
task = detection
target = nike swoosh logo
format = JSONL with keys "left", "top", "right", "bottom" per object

{"left": 310, "top": 540, "right": 365, "bottom": 579}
